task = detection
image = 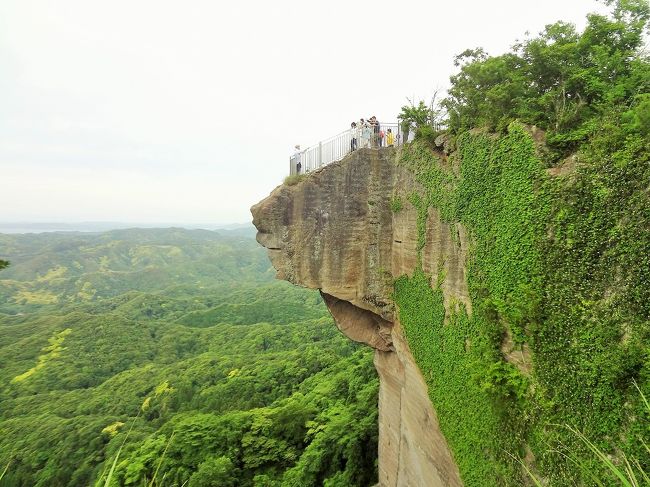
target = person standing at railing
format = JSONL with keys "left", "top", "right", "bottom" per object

{"left": 293, "top": 144, "right": 302, "bottom": 174}
{"left": 386, "top": 128, "right": 395, "bottom": 147}
{"left": 371, "top": 115, "right": 383, "bottom": 147}
{"left": 407, "top": 123, "right": 416, "bottom": 143}
{"left": 350, "top": 122, "right": 358, "bottom": 152}
{"left": 360, "top": 119, "right": 371, "bottom": 149}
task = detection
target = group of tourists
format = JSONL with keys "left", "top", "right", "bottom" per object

{"left": 291, "top": 116, "right": 398, "bottom": 175}
{"left": 349, "top": 116, "right": 395, "bottom": 151}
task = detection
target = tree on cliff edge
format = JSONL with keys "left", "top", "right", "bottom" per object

{"left": 442, "top": 0, "right": 650, "bottom": 152}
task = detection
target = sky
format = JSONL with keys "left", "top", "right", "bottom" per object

{"left": 0, "top": 0, "right": 608, "bottom": 226}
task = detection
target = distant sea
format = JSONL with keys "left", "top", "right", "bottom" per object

{"left": 0, "top": 222, "right": 253, "bottom": 234}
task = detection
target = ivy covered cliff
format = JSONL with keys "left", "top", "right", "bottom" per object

{"left": 253, "top": 2, "right": 649, "bottom": 486}
{"left": 392, "top": 119, "right": 648, "bottom": 486}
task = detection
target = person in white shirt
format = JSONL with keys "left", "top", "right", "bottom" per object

{"left": 360, "top": 119, "right": 371, "bottom": 149}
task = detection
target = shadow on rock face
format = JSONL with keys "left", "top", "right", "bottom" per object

{"left": 321, "top": 292, "right": 394, "bottom": 351}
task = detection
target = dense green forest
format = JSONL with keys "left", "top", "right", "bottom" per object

{"left": 0, "top": 228, "right": 378, "bottom": 487}
{"left": 395, "top": 1, "right": 649, "bottom": 485}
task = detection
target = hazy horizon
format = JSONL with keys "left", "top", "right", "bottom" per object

{"left": 0, "top": 220, "right": 254, "bottom": 234}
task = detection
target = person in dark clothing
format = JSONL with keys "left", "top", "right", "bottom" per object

{"left": 375, "top": 117, "right": 382, "bottom": 147}
{"left": 370, "top": 116, "right": 381, "bottom": 148}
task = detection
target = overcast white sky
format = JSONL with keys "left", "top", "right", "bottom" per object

{"left": 1, "top": 0, "right": 607, "bottom": 225}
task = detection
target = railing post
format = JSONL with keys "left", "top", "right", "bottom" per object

{"left": 318, "top": 141, "right": 322, "bottom": 167}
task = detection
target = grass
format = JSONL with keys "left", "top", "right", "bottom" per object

{"left": 148, "top": 431, "right": 175, "bottom": 487}
{"left": 100, "top": 409, "right": 142, "bottom": 487}
{"left": 390, "top": 196, "right": 403, "bottom": 213}
{"left": 100, "top": 398, "right": 177, "bottom": 487}
{"left": 283, "top": 174, "right": 306, "bottom": 186}
{"left": 0, "top": 460, "right": 10, "bottom": 482}
{"left": 520, "top": 381, "right": 650, "bottom": 486}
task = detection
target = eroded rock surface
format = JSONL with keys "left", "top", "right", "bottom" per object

{"left": 252, "top": 149, "right": 399, "bottom": 321}
{"left": 251, "top": 148, "right": 467, "bottom": 486}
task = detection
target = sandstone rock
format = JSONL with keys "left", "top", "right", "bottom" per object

{"left": 252, "top": 148, "right": 400, "bottom": 321}
{"left": 321, "top": 292, "right": 393, "bottom": 351}
{"left": 546, "top": 153, "right": 578, "bottom": 177}
{"left": 376, "top": 321, "right": 463, "bottom": 487}
{"left": 251, "top": 147, "right": 468, "bottom": 486}
{"left": 422, "top": 208, "right": 472, "bottom": 316}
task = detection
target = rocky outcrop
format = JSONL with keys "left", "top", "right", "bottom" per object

{"left": 253, "top": 149, "right": 399, "bottom": 321}
{"left": 251, "top": 148, "right": 469, "bottom": 486}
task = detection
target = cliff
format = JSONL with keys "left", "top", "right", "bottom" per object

{"left": 251, "top": 124, "right": 649, "bottom": 486}
{"left": 252, "top": 148, "right": 465, "bottom": 486}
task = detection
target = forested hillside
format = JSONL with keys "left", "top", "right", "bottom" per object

{"left": 0, "top": 228, "right": 272, "bottom": 313}
{"left": 0, "top": 229, "right": 378, "bottom": 487}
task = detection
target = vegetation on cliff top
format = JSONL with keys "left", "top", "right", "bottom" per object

{"left": 394, "top": 1, "right": 649, "bottom": 485}
{"left": 442, "top": 0, "right": 649, "bottom": 155}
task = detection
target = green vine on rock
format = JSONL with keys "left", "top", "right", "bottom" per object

{"left": 394, "top": 123, "right": 546, "bottom": 486}
{"left": 393, "top": 117, "right": 649, "bottom": 486}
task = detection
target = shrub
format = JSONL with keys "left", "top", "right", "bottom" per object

{"left": 283, "top": 174, "right": 306, "bottom": 186}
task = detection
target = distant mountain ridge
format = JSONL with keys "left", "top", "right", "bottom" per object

{"left": 0, "top": 227, "right": 267, "bottom": 314}
{"left": 0, "top": 221, "right": 254, "bottom": 234}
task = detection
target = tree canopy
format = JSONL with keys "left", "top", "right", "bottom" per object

{"left": 442, "top": 0, "right": 650, "bottom": 154}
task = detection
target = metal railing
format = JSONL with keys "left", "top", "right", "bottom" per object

{"left": 289, "top": 121, "right": 445, "bottom": 175}
{"left": 290, "top": 122, "right": 405, "bottom": 175}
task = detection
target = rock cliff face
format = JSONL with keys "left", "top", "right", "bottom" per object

{"left": 251, "top": 148, "right": 469, "bottom": 486}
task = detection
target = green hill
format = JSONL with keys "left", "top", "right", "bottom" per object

{"left": 0, "top": 229, "right": 378, "bottom": 487}
{"left": 0, "top": 228, "right": 274, "bottom": 313}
